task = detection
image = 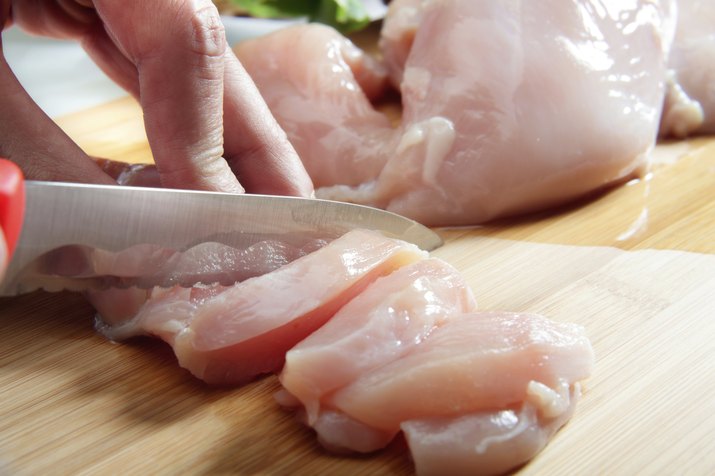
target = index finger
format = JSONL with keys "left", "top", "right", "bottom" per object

{"left": 94, "top": 0, "right": 243, "bottom": 192}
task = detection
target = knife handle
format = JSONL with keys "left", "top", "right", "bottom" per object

{"left": 0, "top": 159, "right": 25, "bottom": 260}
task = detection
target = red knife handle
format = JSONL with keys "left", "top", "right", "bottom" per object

{"left": 0, "top": 158, "right": 25, "bottom": 260}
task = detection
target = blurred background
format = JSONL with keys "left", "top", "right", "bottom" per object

{"left": 2, "top": 0, "right": 387, "bottom": 118}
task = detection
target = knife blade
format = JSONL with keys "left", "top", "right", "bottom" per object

{"left": 0, "top": 180, "right": 442, "bottom": 296}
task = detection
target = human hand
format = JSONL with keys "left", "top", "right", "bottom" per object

{"left": 1, "top": 0, "right": 313, "bottom": 196}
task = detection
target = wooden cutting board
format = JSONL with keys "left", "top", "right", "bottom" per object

{"left": 1, "top": 96, "right": 714, "bottom": 475}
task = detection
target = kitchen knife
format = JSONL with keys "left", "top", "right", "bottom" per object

{"left": 0, "top": 159, "right": 442, "bottom": 296}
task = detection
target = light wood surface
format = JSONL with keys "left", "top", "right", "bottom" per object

{"left": 1, "top": 96, "right": 714, "bottom": 475}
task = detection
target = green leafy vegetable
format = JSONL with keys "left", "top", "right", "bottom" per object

{"left": 228, "top": 0, "right": 371, "bottom": 33}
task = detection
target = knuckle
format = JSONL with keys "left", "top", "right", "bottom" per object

{"left": 158, "top": 149, "right": 243, "bottom": 192}
{"left": 186, "top": 1, "right": 226, "bottom": 60}
{"left": 161, "top": 141, "right": 225, "bottom": 174}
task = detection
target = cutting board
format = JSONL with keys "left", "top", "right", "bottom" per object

{"left": 1, "top": 96, "right": 714, "bottom": 475}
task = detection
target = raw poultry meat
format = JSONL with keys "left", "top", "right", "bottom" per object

{"left": 81, "top": 239, "right": 326, "bottom": 331}
{"left": 279, "top": 257, "right": 478, "bottom": 447}
{"left": 660, "top": 0, "right": 715, "bottom": 137}
{"left": 279, "top": 307, "right": 593, "bottom": 475}
{"left": 93, "top": 229, "right": 426, "bottom": 384}
{"left": 378, "top": 0, "right": 427, "bottom": 88}
{"left": 23, "top": 239, "right": 325, "bottom": 292}
{"left": 234, "top": 24, "right": 393, "bottom": 188}
{"left": 329, "top": 312, "right": 592, "bottom": 430}
{"left": 235, "top": 0, "right": 675, "bottom": 226}
{"left": 401, "top": 384, "right": 580, "bottom": 476}
{"left": 83, "top": 227, "right": 594, "bottom": 473}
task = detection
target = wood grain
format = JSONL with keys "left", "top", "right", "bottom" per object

{"left": 1, "top": 96, "right": 714, "bottom": 475}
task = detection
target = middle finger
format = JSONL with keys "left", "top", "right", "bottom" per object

{"left": 94, "top": 0, "right": 243, "bottom": 192}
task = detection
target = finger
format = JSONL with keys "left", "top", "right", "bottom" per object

{"left": 81, "top": 24, "right": 140, "bottom": 98}
{"left": 222, "top": 51, "right": 314, "bottom": 197}
{"left": 9, "top": 0, "right": 97, "bottom": 39}
{"left": 94, "top": 0, "right": 243, "bottom": 193}
{"left": 0, "top": 55, "right": 115, "bottom": 184}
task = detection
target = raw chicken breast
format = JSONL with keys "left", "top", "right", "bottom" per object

{"left": 401, "top": 384, "right": 580, "bottom": 476}
{"left": 330, "top": 312, "right": 593, "bottom": 430}
{"left": 234, "top": 24, "right": 393, "bottom": 188}
{"left": 84, "top": 225, "right": 593, "bottom": 472}
{"left": 237, "top": 0, "right": 674, "bottom": 225}
{"left": 95, "top": 230, "right": 427, "bottom": 384}
{"left": 31, "top": 239, "right": 323, "bottom": 292}
{"left": 77, "top": 238, "right": 327, "bottom": 327}
{"left": 280, "top": 258, "right": 478, "bottom": 425}
{"left": 322, "top": 0, "right": 674, "bottom": 225}
{"left": 661, "top": 0, "right": 715, "bottom": 137}
{"left": 279, "top": 300, "right": 592, "bottom": 473}
{"left": 378, "top": 0, "right": 432, "bottom": 87}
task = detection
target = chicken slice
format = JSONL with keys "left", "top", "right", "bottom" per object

{"left": 279, "top": 307, "right": 592, "bottom": 470}
{"left": 401, "top": 383, "right": 580, "bottom": 476}
{"left": 34, "top": 239, "right": 323, "bottom": 292}
{"left": 83, "top": 238, "right": 327, "bottom": 325}
{"left": 94, "top": 230, "right": 427, "bottom": 384}
{"left": 279, "top": 258, "right": 478, "bottom": 425}
{"left": 330, "top": 312, "right": 593, "bottom": 431}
